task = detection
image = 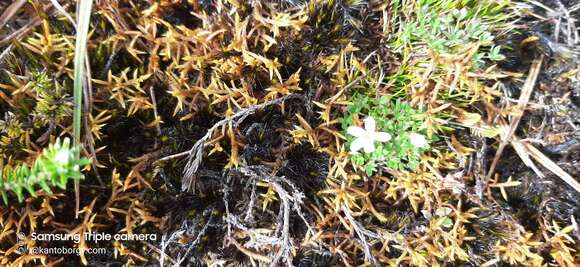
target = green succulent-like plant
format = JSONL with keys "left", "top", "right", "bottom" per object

{"left": 341, "top": 95, "right": 431, "bottom": 175}
{"left": 0, "top": 138, "right": 90, "bottom": 204}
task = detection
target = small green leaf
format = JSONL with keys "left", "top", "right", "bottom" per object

{"left": 435, "top": 207, "right": 453, "bottom": 217}
{"left": 441, "top": 217, "right": 454, "bottom": 228}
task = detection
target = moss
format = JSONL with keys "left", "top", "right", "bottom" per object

{"left": 0, "top": 0, "right": 578, "bottom": 265}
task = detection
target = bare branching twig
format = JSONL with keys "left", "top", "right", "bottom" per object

{"left": 180, "top": 94, "right": 303, "bottom": 191}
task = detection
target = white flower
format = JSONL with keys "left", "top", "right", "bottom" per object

{"left": 409, "top": 133, "right": 428, "bottom": 148}
{"left": 347, "top": 116, "right": 391, "bottom": 153}
{"left": 54, "top": 148, "right": 70, "bottom": 165}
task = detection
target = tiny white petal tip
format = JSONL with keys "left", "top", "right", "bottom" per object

{"left": 409, "top": 133, "right": 428, "bottom": 148}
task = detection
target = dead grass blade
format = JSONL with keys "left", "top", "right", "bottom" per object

{"left": 0, "top": 0, "right": 27, "bottom": 30}
{"left": 486, "top": 56, "right": 543, "bottom": 181}
{"left": 48, "top": 0, "right": 76, "bottom": 26}
{"left": 0, "top": 15, "right": 41, "bottom": 47}
{"left": 510, "top": 138, "right": 544, "bottom": 178}
{"left": 0, "top": 2, "right": 71, "bottom": 47}
{"left": 521, "top": 140, "right": 580, "bottom": 193}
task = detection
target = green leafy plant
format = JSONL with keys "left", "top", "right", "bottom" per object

{"left": 341, "top": 95, "right": 430, "bottom": 175}
{"left": 393, "top": 1, "right": 509, "bottom": 68}
{"left": 0, "top": 138, "right": 90, "bottom": 204}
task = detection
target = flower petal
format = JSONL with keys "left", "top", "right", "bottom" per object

{"left": 363, "top": 140, "right": 376, "bottom": 153}
{"left": 372, "top": 132, "right": 391, "bottom": 142}
{"left": 347, "top": 126, "right": 366, "bottom": 137}
{"left": 409, "top": 133, "right": 428, "bottom": 147}
{"left": 364, "top": 116, "right": 376, "bottom": 132}
{"left": 350, "top": 137, "right": 366, "bottom": 152}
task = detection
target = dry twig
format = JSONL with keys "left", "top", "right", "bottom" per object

{"left": 342, "top": 204, "right": 379, "bottom": 267}
{"left": 177, "top": 94, "right": 303, "bottom": 191}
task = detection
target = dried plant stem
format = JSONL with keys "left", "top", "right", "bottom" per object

{"left": 342, "top": 205, "right": 379, "bottom": 267}
{"left": 175, "top": 209, "right": 215, "bottom": 265}
{"left": 0, "top": 1, "right": 71, "bottom": 47}
{"left": 159, "top": 230, "right": 184, "bottom": 267}
{"left": 0, "top": 0, "right": 27, "bottom": 30}
{"left": 0, "top": 13, "right": 42, "bottom": 47}
{"left": 142, "top": 241, "right": 177, "bottom": 267}
{"left": 231, "top": 165, "right": 312, "bottom": 267}
{"left": 485, "top": 57, "right": 543, "bottom": 183}
{"left": 519, "top": 139, "right": 580, "bottom": 193}
{"left": 149, "top": 86, "right": 162, "bottom": 136}
{"left": 177, "top": 94, "right": 303, "bottom": 191}
{"left": 0, "top": 44, "right": 12, "bottom": 64}
{"left": 230, "top": 238, "right": 272, "bottom": 263}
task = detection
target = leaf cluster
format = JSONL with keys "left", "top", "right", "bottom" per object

{"left": 0, "top": 138, "right": 90, "bottom": 203}
{"left": 394, "top": 0, "right": 509, "bottom": 68}
{"left": 341, "top": 94, "right": 430, "bottom": 175}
